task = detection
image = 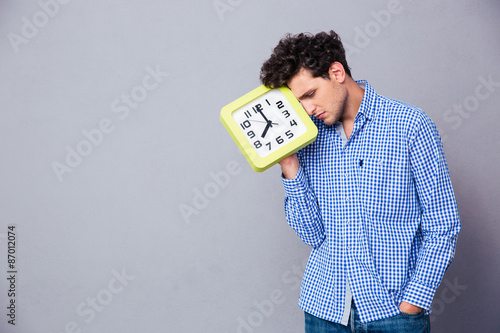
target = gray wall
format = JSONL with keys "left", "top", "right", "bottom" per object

{"left": 1, "top": 1, "right": 499, "bottom": 332}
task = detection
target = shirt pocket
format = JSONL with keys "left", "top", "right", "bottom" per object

{"left": 357, "top": 157, "right": 410, "bottom": 220}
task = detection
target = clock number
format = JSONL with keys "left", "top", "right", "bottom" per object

{"left": 254, "top": 140, "right": 262, "bottom": 149}
{"left": 265, "top": 99, "right": 271, "bottom": 106}
{"left": 244, "top": 110, "right": 252, "bottom": 118}
{"left": 240, "top": 120, "right": 251, "bottom": 130}
{"left": 276, "top": 101, "right": 284, "bottom": 109}
{"left": 266, "top": 142, "right": 272, "bottom": 150}
{"left": 247, "top": 130, "right": 256, "bottom": 139}
{"left": 282, "top": 110, "right": 290, "bottom": 118}
{"left": 290, "top": 119, "right": 298, "bottom": 127}
{"left": 285, "top": 130, "right": 294, "bottom": 139}
{"left": 252, "top": 104, "right": 263, "bottom": 113}
{"left": 276, "top": 136, "right": 284, "bottom": 144}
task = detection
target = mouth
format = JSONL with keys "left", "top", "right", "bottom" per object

{"left": 315, "top": 112, "right": 325, "bottom": 119}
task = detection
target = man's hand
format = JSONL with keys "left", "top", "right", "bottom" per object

{"left": 399, "top": 301, "right": 423, "bottom": 314}
{"left": 279, "top": 153, "right": 300, "bottom": 179}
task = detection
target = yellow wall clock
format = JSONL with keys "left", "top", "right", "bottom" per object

{"left": 220, "top": 85, "right": 318, "bottom": 172}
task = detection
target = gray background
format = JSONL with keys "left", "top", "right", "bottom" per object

{"left": 1, "top": 0, "right": 499, "bottom": 332}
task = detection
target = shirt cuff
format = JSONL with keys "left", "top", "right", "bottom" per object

{"left": 281, "top": 167, "right": 309, "bottom": 197}
{"left": 402, "top": 279, "right": 437, "bottom": 310}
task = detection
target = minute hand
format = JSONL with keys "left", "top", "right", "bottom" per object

{"left": 257, "top": 109, "right": 272, "bottom": 125}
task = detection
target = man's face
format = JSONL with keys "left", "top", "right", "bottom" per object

{"left": 288, "top": 67, "right": 347, "bottom": 126}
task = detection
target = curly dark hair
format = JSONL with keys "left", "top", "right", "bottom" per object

{"left": 260, "top": 30, "right": 352, "bottom": 88}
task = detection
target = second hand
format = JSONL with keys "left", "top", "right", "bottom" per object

{"left": 249, "top": 119, "right": 278, "bottom": 125}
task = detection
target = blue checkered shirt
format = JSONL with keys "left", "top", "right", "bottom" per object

{"left": 282, "top": 81, "right": 461, "bottom": 323}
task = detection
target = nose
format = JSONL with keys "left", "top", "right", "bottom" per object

{"left": 301, "top": 100, "right": 316, "bottom": 116}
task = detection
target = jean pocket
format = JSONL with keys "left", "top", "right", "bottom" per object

{"left": 399, "top": 309, "right": 424, "bottom": 318}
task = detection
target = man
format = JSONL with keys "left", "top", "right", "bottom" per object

{"left": 260, "top": 31, "right": 460, "bottom": 332}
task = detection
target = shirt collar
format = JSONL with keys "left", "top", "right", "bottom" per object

{"left": 355, "top": 80, "right": 376, "bottom": 121}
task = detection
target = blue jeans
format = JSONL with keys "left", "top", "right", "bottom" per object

{"left": 305, "top": 304, "right": 430, "bottom": 333}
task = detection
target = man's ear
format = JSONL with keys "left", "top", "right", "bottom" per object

{"left": 329, "top": 62, "right": 346, "bottom": 83}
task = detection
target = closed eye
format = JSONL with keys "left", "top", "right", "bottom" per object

{"left": 299, "top": 90, "right": 315, "bottom": 101}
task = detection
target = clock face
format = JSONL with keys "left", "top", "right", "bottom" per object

{"left": 231, "top": 89, "right": 307, "bottom": 158}
{"left": 220, "top": 85, "right": 317, "bottom": 172}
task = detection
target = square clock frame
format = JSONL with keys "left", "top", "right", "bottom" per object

{"left": 220, "top": 85, "right": 318, "bottom": 172}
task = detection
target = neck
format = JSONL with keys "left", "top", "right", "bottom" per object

{"left": 339, "top": 77, "right": 365, "bottom": 123}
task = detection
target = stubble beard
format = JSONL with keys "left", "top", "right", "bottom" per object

{"left": 324, "top": 86, "right": 348, "bottom": 126}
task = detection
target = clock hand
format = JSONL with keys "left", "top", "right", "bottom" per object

{"left": 253, "top": 105, "right": 276, "bottom": 134}
{"left": 249, "top": 119, "right": 278, "bottom": 125}
{"left": 261, "top": 120, "right": 272, "bottom": 138}
{"left": 257, "top": 109, "right": 274, "bottom": 128}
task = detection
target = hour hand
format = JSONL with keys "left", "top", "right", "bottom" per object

{"left": 261, "top": 120, "right": 272, "bottom": 138}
